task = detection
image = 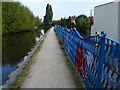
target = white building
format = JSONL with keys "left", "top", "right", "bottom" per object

{"left": 91, "top": 0, "right": 120, "bottom": 42}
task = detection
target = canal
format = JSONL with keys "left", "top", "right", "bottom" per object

{"left": 1, "top": 28, "right": 48, "bottom": 85}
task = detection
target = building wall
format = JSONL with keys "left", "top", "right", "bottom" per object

{"left": 118, "top": 1, "right": 120, "bottom": 42}
{"left": 91, "top": 2, "right": 119, "bottom": 42}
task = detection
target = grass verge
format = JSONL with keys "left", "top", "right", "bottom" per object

{"left": 10, "top": 30, "right": 49, "bottom": 88}
{"left": 54, "top": 29, "right": 84, "bottom": 88}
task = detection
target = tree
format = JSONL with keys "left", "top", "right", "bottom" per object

{"left": 60, "top": 18, "right": 67, "bottom": 27}
{"left": 2, "top": 2, "right": 35, "bottom": 34}
{"left": 43, "top": 4, "right": 53, "bottom": 25}
{"left": 76, "top": 15, "right": 90, "bottom": 31}
{"left": 66, "top": 16, "right": 71, "bottom": 29}
{"left": 52, "top": 20, "right": 60, "bottom": 26}
{"left": 34, "top": 16, "right": 41, "bottom": 26}
{"left": 0, "top": 2, "right": 2, "bottom": 32}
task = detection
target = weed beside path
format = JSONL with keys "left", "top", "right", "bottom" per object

{"left": 10, "top": 28, "right": 49, "bottom": 88}
{"left": 54, "top": 29, "right": 84, "bottom": 88}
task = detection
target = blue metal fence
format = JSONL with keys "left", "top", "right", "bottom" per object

{"left": 55, "top": 25, "right": 120, "bottom": 88}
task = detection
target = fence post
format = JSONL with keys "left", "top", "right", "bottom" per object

{"left": 96, "top": 32, "right": 106, "bottom": 88}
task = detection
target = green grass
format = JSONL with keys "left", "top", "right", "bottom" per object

{"left": 54, "top": 29, "right": 84, "bottom": 88}
{"left": 10, "top": 59, "right": 34, "bottom": 88}
{"left": 10, "top": 31, "right": 48, "bottom": 88}
{"left": 11, "top": 28, "right": 84, "bottom": 88}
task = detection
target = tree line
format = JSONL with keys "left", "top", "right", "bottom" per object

{"left": 52, "top": 14, "right": 92, "bottom": 36}
{"left": 2, "top": 2, "right": 41, "bottom": 35}
{"left": 43, "top": 4, "right": 93, "bottom": 36}
{"left": 2, "top": 2, "right": 93, "bottom": 36}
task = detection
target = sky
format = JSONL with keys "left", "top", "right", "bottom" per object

{"left": 15, "top": 0, "right": 114, "bottom": 21}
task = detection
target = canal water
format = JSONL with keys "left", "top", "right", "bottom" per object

{"left": 1, "top": 28, "right": 47, "bottom": 85}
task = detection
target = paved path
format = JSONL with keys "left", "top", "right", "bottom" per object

{"left": 22, "top": 27, "right": 76, "bottom": 88}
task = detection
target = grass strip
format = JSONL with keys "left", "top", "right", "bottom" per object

{"left": 10, "top": 29, "right": 49, "bottom": 88}
{"left": 54, "top": 29, "right": 84, "bottom": 88}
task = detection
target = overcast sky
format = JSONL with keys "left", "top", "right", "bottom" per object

{"left": 16, "top": 0, "right": 114, "bottom": 20}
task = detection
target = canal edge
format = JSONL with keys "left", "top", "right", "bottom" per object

{"left": 1, "top": 27, "right": 52, "bottom": 89}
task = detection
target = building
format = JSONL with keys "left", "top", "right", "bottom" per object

{"left": 91, "top": 0, "right": 120, "bottom": 42}
{"left": 88, "top": 16, "right": 94, "bottom": 26}
{"left": 70, "top": 16, "right": 76, "bottom": 25}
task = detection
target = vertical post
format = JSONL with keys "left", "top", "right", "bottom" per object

{"left": 96, "top": 36, "right": 105, "bottom": 88}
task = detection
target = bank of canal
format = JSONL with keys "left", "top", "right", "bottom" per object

{"left": 2, "top": 28, "right": 48, "bottom": 85}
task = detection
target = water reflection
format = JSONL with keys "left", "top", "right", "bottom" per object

{"left": 2, "top": 30, "right": 42, "bottom": 85}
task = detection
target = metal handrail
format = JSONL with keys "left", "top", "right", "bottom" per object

{"left": 55, "top": 25, "right": 120, "bottom": 88}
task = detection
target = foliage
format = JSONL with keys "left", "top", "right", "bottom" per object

{"left": 34, "top": 16, "right": 41, "bottom": 26}
{"left": 51, "top": 20, "right": 60, "bottom": 26}
{"left": 0, "top": 2, "right": 2, "bottom": 34}
{"left": 76, "top": 14, "right": 90, "bottom": 31}
{"left": 2, "top": 2, "right": 35, "bottom": 34}
{"left": 43, "top": 4, "right": 53, "bottom": 25}
{"left": 59, "top": 17, "right": 74, "bottom": 29}
{"left": 66, "top": 16, "right": 71, "bottom": 29}
{"left": 60, "top": 18, "right": 67, "bottom": 27}
{"left": 53, "top": 14, "right": 90, "bottom": 36}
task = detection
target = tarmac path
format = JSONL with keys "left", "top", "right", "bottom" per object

{"left": 21, "top": 27, "right": 76, "bottom": 88}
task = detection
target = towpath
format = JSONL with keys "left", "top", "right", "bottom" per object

{"left": 21, "top": 27, "right": 76, "bottom": 88}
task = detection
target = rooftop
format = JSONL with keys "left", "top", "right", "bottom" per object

{"left": 95, "top": 0, "right": 120, "bottom": 8}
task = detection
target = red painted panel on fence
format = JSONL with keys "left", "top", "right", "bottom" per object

{"left": 62, "top": 32, "right": 64, "bottom": 46}
{"left": 75, "top": 42, "right": 88, "bottom": 80}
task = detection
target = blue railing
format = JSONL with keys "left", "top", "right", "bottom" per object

{"left": 55, "top": 25, "right": 120, "bottom": 88}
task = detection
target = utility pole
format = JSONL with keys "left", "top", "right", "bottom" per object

{"left": 89, "top": 10, "right": 93, "bottom": 36}
{"left": 90, "top": 10, "right": 92, "bottom": 17}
